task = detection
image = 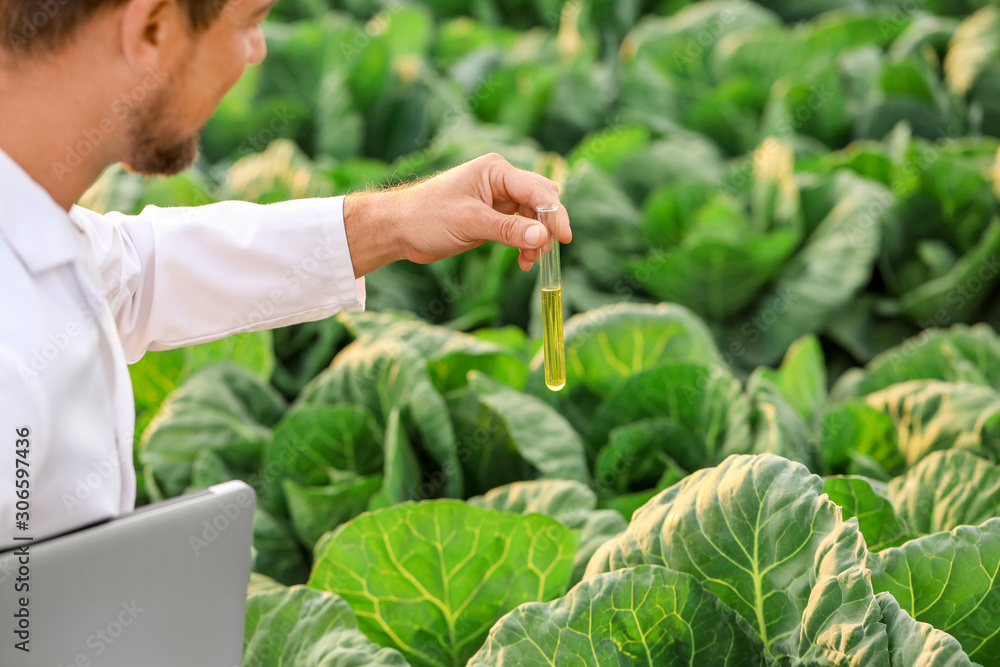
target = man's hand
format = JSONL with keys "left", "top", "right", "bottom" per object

{"left": 343, "top": 153, "right": 573, "bottom": 279}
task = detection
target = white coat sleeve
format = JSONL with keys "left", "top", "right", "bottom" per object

{"left": 67, "top": 197, "right": 367, "bottom": 364}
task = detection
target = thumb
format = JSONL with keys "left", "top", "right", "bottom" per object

{"left": 488, "top": 212, "right": 547, "bottom": 251}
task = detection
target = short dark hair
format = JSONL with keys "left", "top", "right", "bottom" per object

{"left": 2, "top": 0, "right": 226, "bottom": 57}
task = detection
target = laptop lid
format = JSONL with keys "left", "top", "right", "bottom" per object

{"left": 0, "top": 480, "right": 255, "bottom": 666}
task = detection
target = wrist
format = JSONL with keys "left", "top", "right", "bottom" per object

{"left": 343, "top": 191, "right": 404, "bottom": 279}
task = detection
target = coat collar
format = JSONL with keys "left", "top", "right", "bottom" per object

{"left": 0, "top": 146, "right": 86, "bottom": 274}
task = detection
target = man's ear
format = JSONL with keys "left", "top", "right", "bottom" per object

{"left": 119, "top": 0, "right": 183, "bottom": 72}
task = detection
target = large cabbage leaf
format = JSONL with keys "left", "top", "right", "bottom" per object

{"left": 469, "top": 565, "right": 767, "bottom": 666}
{"left": 874, "top": 518, "right": 1000, "bottom": 662}
{"left": 586, "top": 454, "right": 889, "bottom": 663}
{"left": 308, "top": 500, "right": 575, "bottom": 667}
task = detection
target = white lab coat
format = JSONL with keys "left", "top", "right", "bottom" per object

{"left": 0, "top": 147, "right": 366, "bottom": 551}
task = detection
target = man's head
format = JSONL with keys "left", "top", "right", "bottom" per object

{"left": 0, "top": 0, "right": 271, "bottom": 179}
{"left": 1, "top": 0, "right": 227, "bottom": 57}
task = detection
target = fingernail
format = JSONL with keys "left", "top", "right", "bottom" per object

{"left": 524, "top": 224, "right": 541, "bottom": 247}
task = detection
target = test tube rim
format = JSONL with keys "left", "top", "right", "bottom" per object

{"left": 535, "top": 204, "right": 560, "bottom": 213}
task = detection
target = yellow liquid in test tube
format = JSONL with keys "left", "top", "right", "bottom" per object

{"left": 542, "top": 288, "right": 565, "bottom": 391}
{"left": 536, "top": 204, "right": 565, "bottom": 392}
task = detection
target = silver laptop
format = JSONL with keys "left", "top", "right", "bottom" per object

{"left": 0, "top": 480, "right": 255, "bottom": 666}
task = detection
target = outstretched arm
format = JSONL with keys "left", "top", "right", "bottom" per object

{"left": 68, "top": 153, "right": 570, "bottom": 364}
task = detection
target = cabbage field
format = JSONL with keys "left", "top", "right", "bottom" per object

{"left": 87, "top": 0, "right": 1000, "bottom": 663}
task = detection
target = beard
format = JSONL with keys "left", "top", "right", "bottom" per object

{"left": 121, "top": 64, "right": 201, "bottom": 176}
{"left": 123, "top": 123, "right": 200, "bottom": 176}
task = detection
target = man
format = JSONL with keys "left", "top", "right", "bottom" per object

{"left": 0, "top": 0, "right": 572, "bottom": 551}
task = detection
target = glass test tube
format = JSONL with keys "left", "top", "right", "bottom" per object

{"left": 536, "top": 204, "right": 565, "bottom": 391}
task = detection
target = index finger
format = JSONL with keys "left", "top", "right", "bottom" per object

{"left": 483, "top": 155, "right": 573, "bottom": 244}
{"left": 524, "top": 172, "right": 573, "bottom": 245}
